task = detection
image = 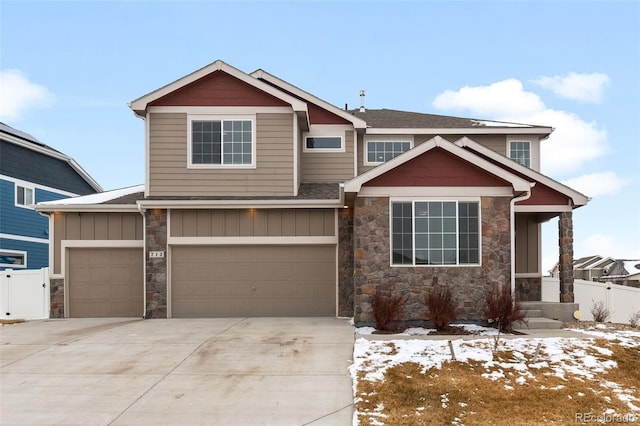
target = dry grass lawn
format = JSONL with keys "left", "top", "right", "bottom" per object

{"left": 353, "top": 326, "right": 639, "bottom": 425}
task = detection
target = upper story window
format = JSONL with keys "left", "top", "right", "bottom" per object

{"left": 391, "top": 200, "right": 480, "bottom": 266}
{"left": 366, "top": 141, "right": 411, "bottom": 164}
{"left": 188, "top": 116, "right": 255, "bottom": 168}
{"left": 509, "top": 141, "right": 531, "bottom": 168}
{"left": 0, "top": 250, "right": 27, "bottom": 268}
{"left": 16, "top": 185, "right": 34, "bottom": 209}
{"left": 305, "top": 136, "right": 343, "bottom": 151}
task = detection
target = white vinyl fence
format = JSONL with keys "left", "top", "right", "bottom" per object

{"left": 543, "top": 277, "right": 640, "bottom": 324}
{"left": 0, "top": 268, "right": 49, "bottom": 320}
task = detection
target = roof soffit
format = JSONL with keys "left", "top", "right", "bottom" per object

{"left": 344, "top": 136, "right": 531, "bottom": 193}
{"left": 129, "top": 60, "right": 307, "bottom": 116}
{"left": 455, "top": 136, "right": 589, "bottom": 207}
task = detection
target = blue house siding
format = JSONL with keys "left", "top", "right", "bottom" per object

{"left": 0, "top": 178, "right": 79, "bottom": 270}
{"left": 0, "top": 237, "right": 48, "bottom": 270}
{"left": 0, "top": 139, "right": 97, "bottom": 195}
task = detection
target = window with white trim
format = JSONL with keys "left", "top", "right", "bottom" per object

{"left": 366, "top": 141, "right": 411, "bottom": 164}
{"left": 305, "top": 136, "right": 343, "bottom": 151}
{"left": 16, "top": 185, "right": 34, "bottom": 208}
{"left": 0, "top": 250, "right": 27, "bottom": 268}
{"left": 189, "top": 117, "right": 254, "bottom": 167}
{"left": 391, "top": 201, "right": 480, "bottom": 266}
{"left": 509, "top": 141, "right": 531, "bottom": 168}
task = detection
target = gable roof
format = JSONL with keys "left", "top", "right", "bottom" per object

{"left": 350, "top": 109, "right": 553, "bottom": 135}
{"left": 36, "top": 184, "right": 144, "bottom": 212}
{"left": 129, "top": 60, "right": 308, "bottom": 117}
{"left": 344, "top": 136, "right": 532, "bottom": 193}
{"left": 455, "top": 137, "right": 589, "bottom": 207}
{"left": 0, "top": 122, "right": 102, "bottom": 193}
{"left": 251, "top": 69, "right": 367, "bottom": 130}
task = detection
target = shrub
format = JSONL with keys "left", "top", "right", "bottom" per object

{"left": 484, "top": 286, "right": 527, "bottom": 332}
{"left": 424, "top": 286, "right": 460, "bottom": 331}
{"left": 590, "top": 300, "right": 611, "bottom": 323}
{"left": 629, "top": 311, "right": 640, "bottom": 328}
{"left": 372, "top": 291, "right": 407, "bottom": 332}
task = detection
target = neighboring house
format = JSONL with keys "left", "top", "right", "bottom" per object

{"left": 551, "top": 256, "right": 640, "bottom": 287}
{"left": 36, "top": 60, "right": 589, "bottom": 321}
{"left": 1, "top": 123, "right": 101, "bottom": 271}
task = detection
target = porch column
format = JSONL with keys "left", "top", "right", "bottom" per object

{"left": 558, "top": 211, "right": 574, "bottom": 303}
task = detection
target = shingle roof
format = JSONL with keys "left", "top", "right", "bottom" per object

{"left": 144, "top": 183, "right": 339, "bottom": 201}
{"left": 348, "top": 109, "right": 541, "bottom": 129}
{"left": 0, "top": 122, "right": 63, "bottom": 153}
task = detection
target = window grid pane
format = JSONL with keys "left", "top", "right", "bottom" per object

{"left": 510, "top": 141, "right": 530, "bottom": 167}
{"left": 391, "top": 201, "right": 480, "bottom": 266}
{"left": 367, "top": 141, "right": 411, "bottom": 163}
{"left": 192, "top": 120, "right": 252, "bottom": 165}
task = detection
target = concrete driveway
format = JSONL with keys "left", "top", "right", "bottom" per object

{"left": 0, "top": 317, "right": 355, "bottom": 425}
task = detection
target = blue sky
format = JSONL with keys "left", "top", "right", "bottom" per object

{"left": 1, "top": 1, "right": 639, "bottom": 271}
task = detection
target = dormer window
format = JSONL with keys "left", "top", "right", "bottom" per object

{"left": 188, "top": 115, "right": 255, "bottom": 168}
{"left": 509, "top": 141, "right": 531, "bottom": 168}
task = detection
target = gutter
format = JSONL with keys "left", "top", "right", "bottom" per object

{"left": 510, "top": 184, "right": 534, "bottom": 297}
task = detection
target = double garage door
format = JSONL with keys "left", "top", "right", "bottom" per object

{"left": 171, "top": 245, "right": 336, "bottom": 317}
{"left": 66, "top": 245, "right": 336, "bottom": 318}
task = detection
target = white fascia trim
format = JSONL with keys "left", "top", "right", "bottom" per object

{"left": 359, "top": 186, "right": 513, "bottom": 197}
{"left": 147, "top": 106, "right": 294, "bottom": 115}
{"left": 145, "top": 115, "right": 150, "bottom": 197}
{"left": 514, "top": 205, "right": 572, "bottom": 213}
{"left": 344, "top": 136, "right": 531, "bottom": 193}
{"left": 250, "top": 69, "right": 368, "bottom": 129}
{"left": 0, "top": 233, "right": 49, "bottom": 244}
{"left": 366, "top": 127, "right": 553, "bottom": 135}
{"left": 293, "top": 114, "right": 299, "bottom": 196}
{"left": 36, "top": 205, "right": 140, "bottom": 213}
{"left": 168, "top": 236, "right": 338, "bottom": 245}
{"left": 455, "top": 136, "right": 590, "bottom": 206}
{"left": 129, "top": 60, "right": 307, "bottom": 114}
{"left": 1, "top": 174, "right": 79, "bottom": 198}
{"left": 137, "top": 199, "right": 342, "bottom": 209}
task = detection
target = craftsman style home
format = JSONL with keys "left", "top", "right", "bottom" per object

{"left": 37, "top": 60, "right": 588, "bottom": 322}
{"left": 1, "top": 123, "right": 101, "bottom": 271}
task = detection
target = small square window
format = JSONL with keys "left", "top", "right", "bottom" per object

{"left": 16, "top": 185, "right": 34, "bottom": 207}
{"left": 509, "top": 141, "right": 531, "bottom": 168}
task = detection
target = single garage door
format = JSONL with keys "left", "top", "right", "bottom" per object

{"left": 67, "top": 248, "right": 143, "bottom": 317}
{"left": 171, "top": 245, "right": 336, "bottom": 317}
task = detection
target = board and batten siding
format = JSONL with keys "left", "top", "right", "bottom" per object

{"left": 52, "top": 212, "right": 143, "bottom": 274}
{"left": 301, "top": 130, "right": 355, "bottom": 182}
{"left": 170, "top": 208, "right": 336, "bottom": 238}
{"left": 148, "top": 112, "right": 295, "bottom": 197}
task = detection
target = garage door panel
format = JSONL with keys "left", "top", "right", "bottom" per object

{"left": 171, "top": 245, "right": 336, "bottom": 317}
{"left": 68, "top": 248, "right": 143, "bottom": 318}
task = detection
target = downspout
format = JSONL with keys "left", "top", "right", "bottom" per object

{"left": 137, "top": 202, "right": 147, "bottom": 319}
{"left": 510, "top": 183, "right": 534, "bottom": 297}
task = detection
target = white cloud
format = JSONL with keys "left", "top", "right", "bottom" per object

{"left": 431, "top": 78, "right": 608, "bottom": 176}
{"left": 0, "top": 69, "right": 55, "bottom": 120}
{"left": 562, "top": 171, "right": 632, "bottom": 197}
{"left": 580, "top": 234, "right": 640, "bottom": 260}
{"left": 432, "top": 79, "right": 545, "bottom": 117}
{"left": 533, "top": 72, "right": 610, "bottom": 103}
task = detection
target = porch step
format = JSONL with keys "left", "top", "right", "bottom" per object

{"left": 513, "top": 317, "right": 564, "bottom": 330}
{"left": 523, "top": 309, "right": 543, "bottom": 318}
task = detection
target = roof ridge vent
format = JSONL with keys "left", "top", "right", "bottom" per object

{"left": 359, "top": 90, "right": 366, "bottom": 112}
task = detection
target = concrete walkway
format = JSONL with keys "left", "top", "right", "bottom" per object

{"left": 0, "top": 317, "right": 355, "bottom": 425}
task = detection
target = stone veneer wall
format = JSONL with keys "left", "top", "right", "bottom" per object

{"left": 353, "top": 196, "right": 511, "bottom": 324}
{"left": 558, "top": 212, "right": 575, "bottom": 303}
{"left": 50, "top": 278, "right": 65, "bottom": 318}
{"left": 338, "top": 207, "right": 354, "bottom": 316}
{"left": 145, "top": 209, "right": 167, "bottom": 318}
{"left": 515, "top": 277, "right": 542, "bottom": 302}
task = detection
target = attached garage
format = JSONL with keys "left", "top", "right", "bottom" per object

{"left": 170, "top": 245, "right": 336, "bottom": 317}
{"left": 67, "top": 248, "right": 144, "bottom": 317}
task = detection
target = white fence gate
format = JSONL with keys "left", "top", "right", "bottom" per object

{"left": 0, "top": 268, "right": 49, "bottom": 320}
{"left": 542, "top": 277, "right": 640, "bottom": 324}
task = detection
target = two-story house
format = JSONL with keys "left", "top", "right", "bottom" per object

{"left": 36, "top": 60, "right": 588, "bottom": 321}
{"left": 1, "top": 123, "right": 101, "bottom": 271}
